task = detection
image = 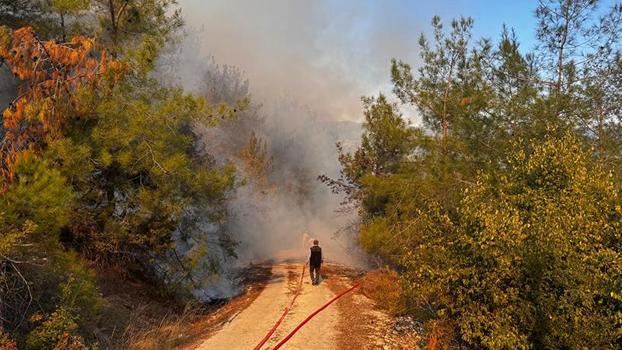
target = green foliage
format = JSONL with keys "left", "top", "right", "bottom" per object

{"left": 357, "top": 95, "right": 414, "bottom": 176}
{"left": 52, "top": 0, "right": 91, "bottom": 12}
{"left": 329, "top": 3, "right": 622, "bottom": 348}
{"left": 26, "top": 307, "right": 89, "bottom": 350}
{"left": 347, "top": 126, "right": 622, "bottom": 349}
{"left": 0, "top": 154, "right": 76, "bottom": 340}
{"left": 48, "top": 79, "right": 236, "bottom": 264}
{"left": 392, "top": 16, "right": 476, "bottom": 138}
{"left": 6, "top": 250, "right": 103, "bottom": 349}
{"left": 0, "top": 215, "right": 33, "bottom": 259}
{"left": 58, "top": 255, "right": 103, "bottom": 323}
{"left": 321, "top": 94, "right": 415, "bottom": 208}
{"left": 0, "top": 1, "right": 237, "bottom": 346}
{"left": 0, "top": 328, "right": 18, "bottom": 349}
{"left": 1, "top": 154, "right": 73, "bottom": 237}
{"left": 93, "top": 0, "right": 183, "bottom": 48}
{"left": 0, "top": 155, "right": 74, "bottom": 332}
{"left": 446, "top": 132, "right": 620, "bottom": 348}
{"left": 0, "top": 0, "right": 182, "bottom": 45}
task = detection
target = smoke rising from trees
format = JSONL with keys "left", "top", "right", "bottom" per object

{"left": 155, "top": 26, "right": 369, "bottom": 300}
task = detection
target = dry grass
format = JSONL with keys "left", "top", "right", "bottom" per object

{"left": 359, "top": 268, "right": 406, "bottom": 316}
{"left": 119, "top": 305, "right": 206, "bottom": 350}
{"left": 93, "top": 264, "right": 272, "bottom": 349}
{"left": 425, "top": 319, "right": 455, "bottom": 350}
{"left": 323, "top": 264, "right": 421, "bottom": 349}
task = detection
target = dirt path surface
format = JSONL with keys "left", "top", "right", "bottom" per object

{"left": 197, "top": 263, "right": 338, "bottom": 350}
{"left": 196, "top": 263, "right": 419, "bottom": 350}
{"left": 323, "top": 265, "right": 421, "bottom": 350}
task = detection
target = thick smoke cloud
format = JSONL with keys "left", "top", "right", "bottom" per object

{"left": 177, "top": 0, "right": 424, "bottom": 122}
{"left": 0, "top": 65, "right": 18, "bottom": 111}
{"left": 161, "top": 1, "right": 438, "bottom": 278}
{"left": 219, "top": 98, "right": 365, "bottom": 266}
{"left": 159, "top": 0, "right": 538, "bottom": 298}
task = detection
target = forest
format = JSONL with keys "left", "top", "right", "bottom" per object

{"left": 0, "top": 0, "right": 621, "bottom": 349}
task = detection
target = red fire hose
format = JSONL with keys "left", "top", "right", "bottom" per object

{"left": 252, "top": 264, "right": 306, "bottom": 350}
{"left": 271, "top": 282, "right": 361, "bottom": 350}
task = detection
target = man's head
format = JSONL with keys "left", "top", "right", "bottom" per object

{"left": 313, "top": 239, "right": 319, "bottom": 246}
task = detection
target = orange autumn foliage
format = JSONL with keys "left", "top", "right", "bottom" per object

{"left": 0, "top": 26, "right": 125, "bottom": 187}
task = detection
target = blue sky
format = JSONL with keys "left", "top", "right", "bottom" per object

{"left": 468, "top": 1, "right": 538, "bottom": 47}
{"left": 175, "top": 1, "right": 542, "bottom": 121}
{"left": 338, "top": 1, "right": 540, "bottom": 47}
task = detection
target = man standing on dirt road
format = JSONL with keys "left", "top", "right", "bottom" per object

{"left": 309, "top": 239, "right": 322, "bottom": 285}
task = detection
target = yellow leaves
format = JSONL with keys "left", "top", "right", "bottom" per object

{"left": 100, "top": 150, "right": 113, "bottom": 167}
{"left": 69, "top": 50, "right": 80, "bottom": 65}
{"left": 3, "top": 99, "right": 26, "bottom": 130}
{"left": 117, "top": 151, "right": 133, "bottom": 168}
{"left": 71, "top": 35, "right": 93, "bottom": 52}
{"left": 105, "top": 60, "right": 126, "bottom": 81}
{"left": 0, "top": 26, "right": 126, "bottom": 187}
{"left": 100, "top": 49, "right": 108, "bottom": 73}
{"left": 2, "top": 110, "right": 15, "bottom": 131}
{"left": 29, "top": 312, "right": 44, "bottom": 323}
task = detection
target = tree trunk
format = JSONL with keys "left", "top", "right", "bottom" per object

{"left": 108, "top": 0, "right": 118, "bottom": 44}
{"left": 60, "top": 11, "right": 66, "bottom": 43}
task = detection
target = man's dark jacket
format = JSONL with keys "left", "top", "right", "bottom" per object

{"left": 309, "top": 246, "right": 322, "bottom": 267}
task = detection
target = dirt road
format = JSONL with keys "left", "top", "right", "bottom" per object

{"left": 196, "top": 263, "right": 419, "bottom": 350}
{"left": 197, "top": 263, "right": 338, "bottom": 349}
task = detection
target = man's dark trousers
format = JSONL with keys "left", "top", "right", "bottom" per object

{"left": 310, "top": 264, "right": 321, "bottom": 285}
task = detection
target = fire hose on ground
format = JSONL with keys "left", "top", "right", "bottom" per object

{"left": 252, "top": 263, "right": 361, "bottom": 350}
{"left": 271, "top": 282, "right": 360, "bottom": 350}
{"left": 252, "top": 264, "right": 306, "bottom": 350}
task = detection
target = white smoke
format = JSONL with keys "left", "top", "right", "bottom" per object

{"left": 221, "top": 97, "right": 364, "bottom": 266}
{"left": 154, "top": 26, "right": 369, "bottom": 300}
{"left": 175, "top": 0, "right": 422, "bottom": 122}
{"left": 0, "top": 65, "right": 18, "bottom": 111}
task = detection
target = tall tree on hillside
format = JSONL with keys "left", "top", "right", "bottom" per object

{"left": 486, "top": 28, "right": 540, "bottom": 137}
{"left": 0, "top": 18, "right": 239, "bottom": 346}
{"left": 94, "top": 0, "right": 183, "bottom": 48}
{"left": 391, "top": 16, "right": 475, "bottom": 142}
{"left": 326, "top": 1, "right": 622, "bottom": 348}
{"left": 320, "top": 94, "right": 414, "bottom": 213}
{"left": 50, "top": 0, "right": 91, "bottom": 42}
{"left": 536, "top": 0, "right": 622, "bottom": 121}
{"left": 389, "top": 16, "right": 502, "bottom": 210}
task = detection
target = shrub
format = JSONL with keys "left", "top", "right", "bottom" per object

{"left": 26, "top": 308, "right": 89, "bottom": 350}
{"left": 0, "top": 328, "right": 18, "bottom": 350}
